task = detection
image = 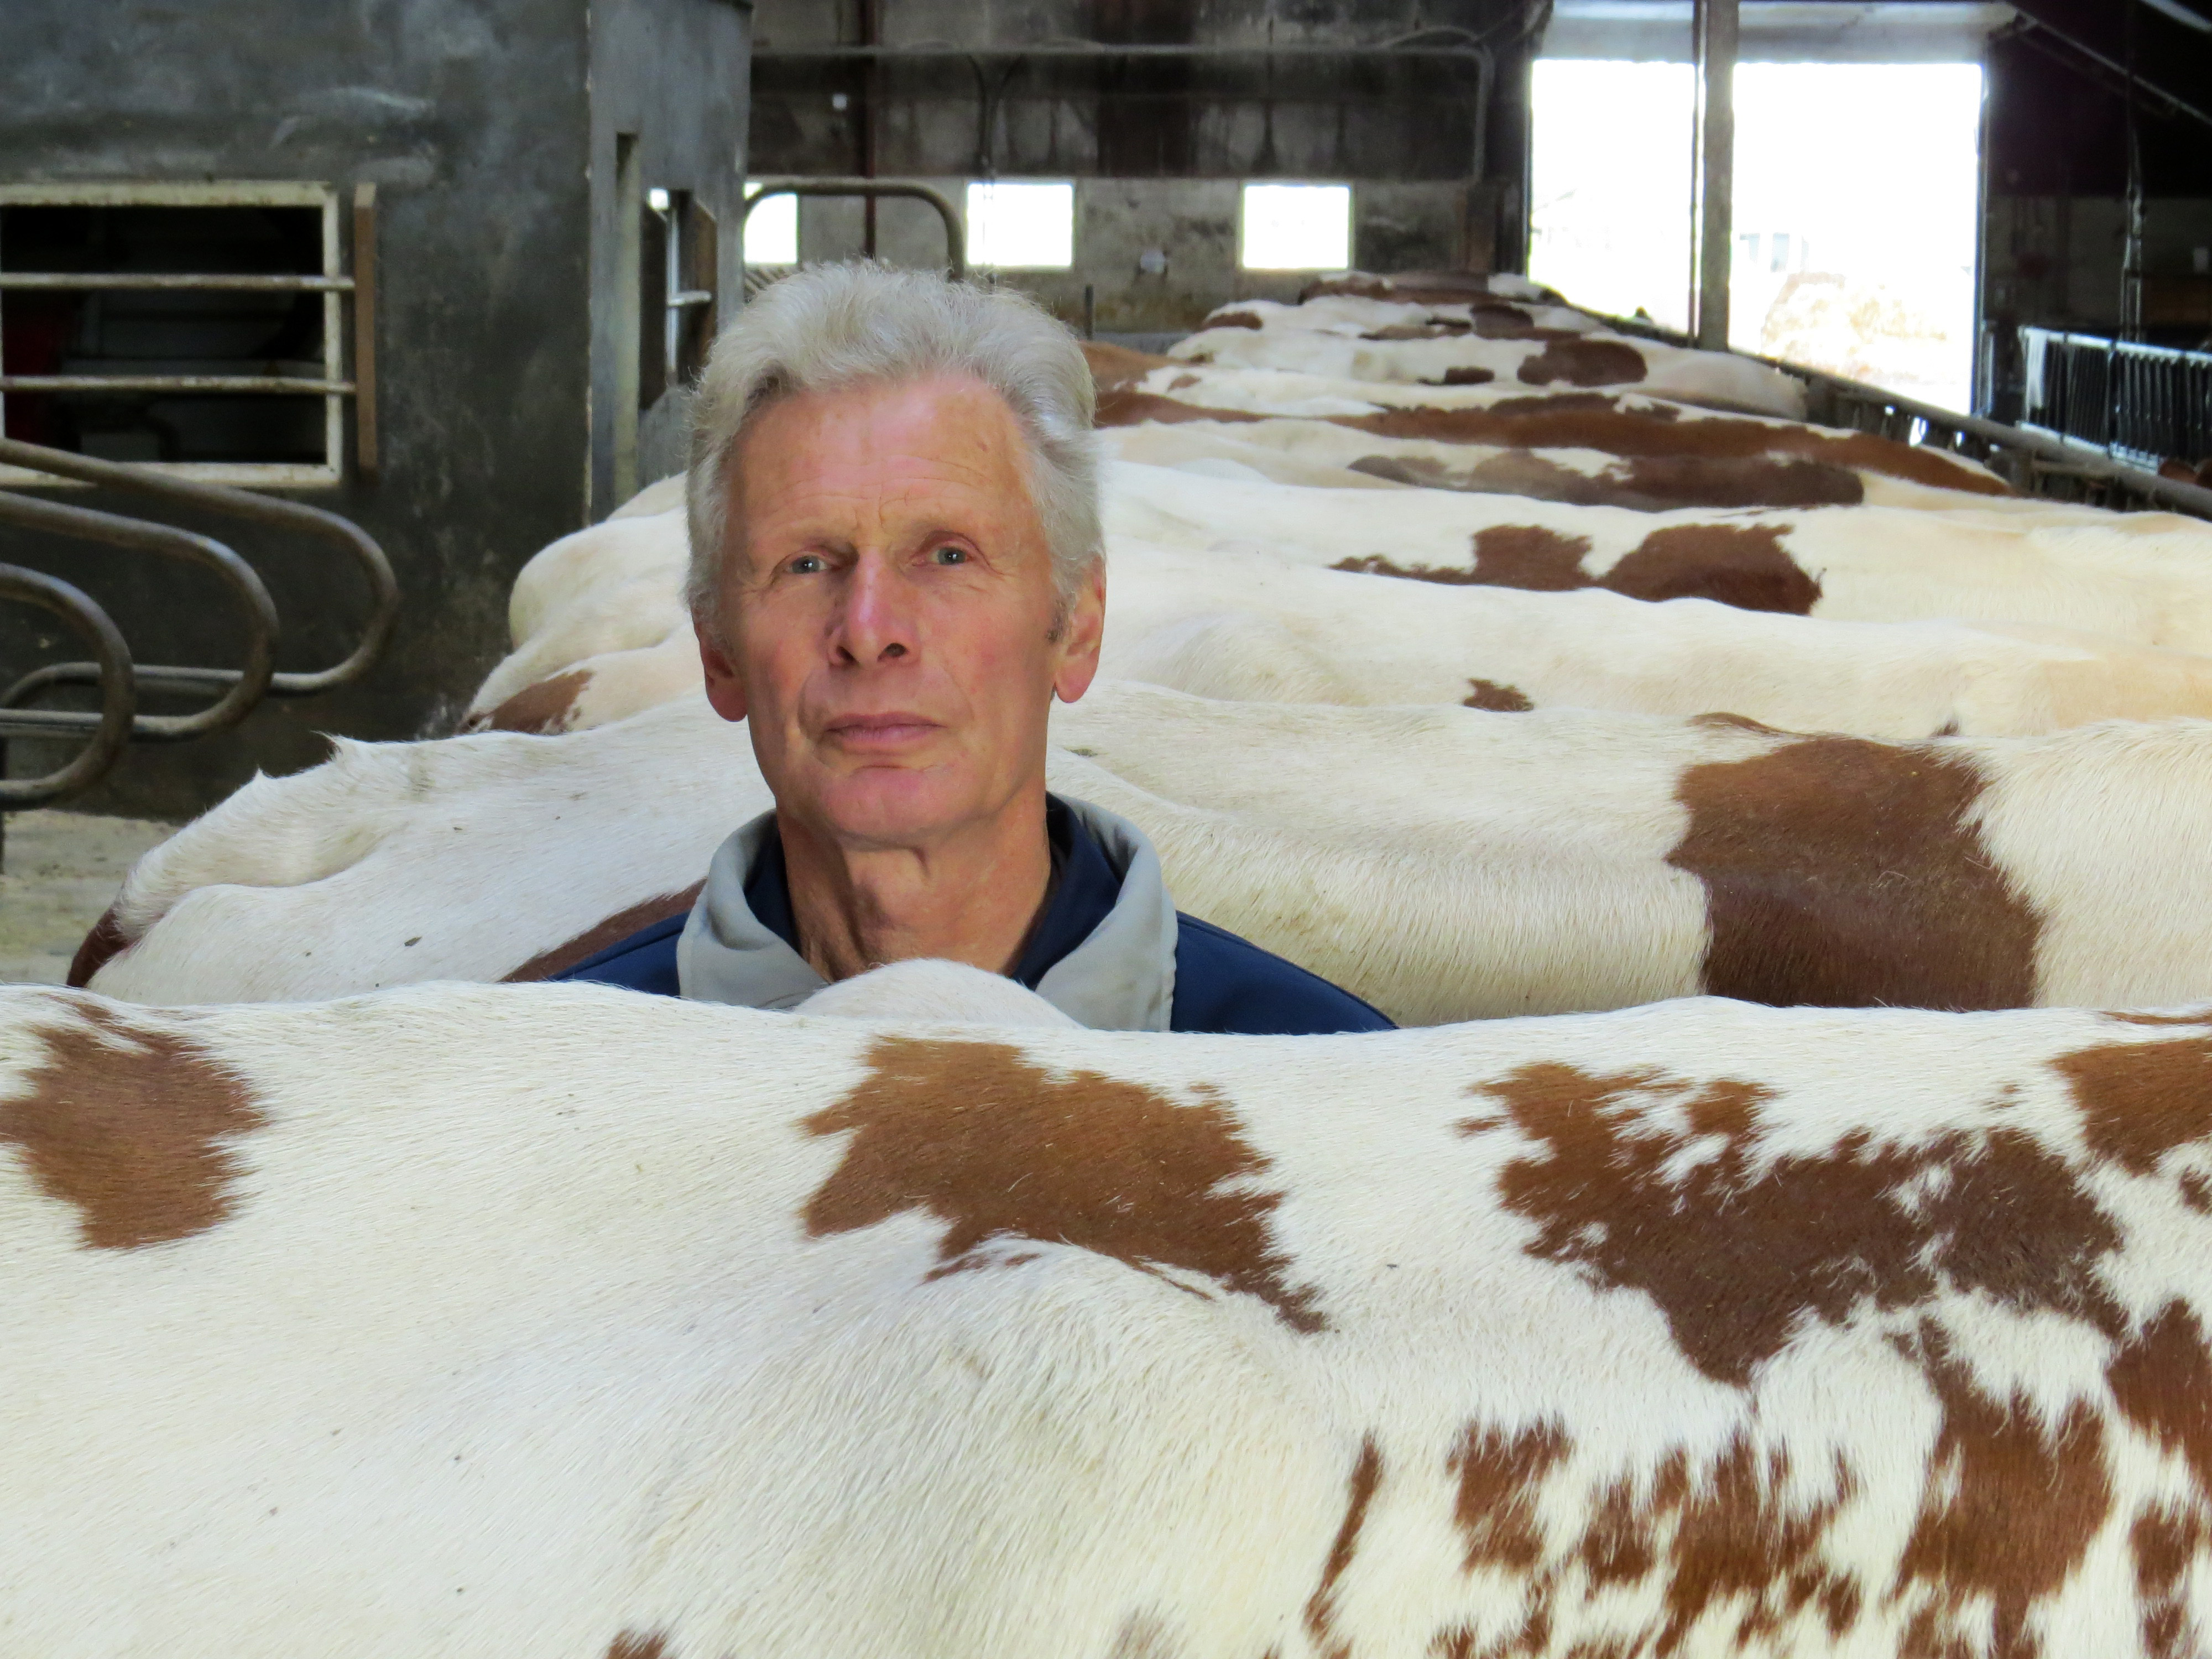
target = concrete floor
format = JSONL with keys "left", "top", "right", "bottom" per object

{"left": 0, "top": 810, "right": 175, "bottom": 985}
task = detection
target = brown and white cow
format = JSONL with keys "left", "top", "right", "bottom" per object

{"left": 1106, "top": 460, "right": 2212, "bottom": 653}
{"left": 1170, "top": 293, "right": 1809, "bottom": 416}
{"left": 1080, "top": 351, "right": 2021, "bottom": 505}
{"left": 8, "top": 975, "right": 2212, "bottom": 1657}
{"left": 1100, "top": 411, "right": 2035, "bottom": 514}
{"left": 72, "top": 682, "right": 2212, "bottom": 1024}
{"left": 464, "top": 525, "right": 2212, "bottom": 744}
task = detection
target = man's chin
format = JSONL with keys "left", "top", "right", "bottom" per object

{"left": 807, "top": 765, "right": 984, "bottom": 849}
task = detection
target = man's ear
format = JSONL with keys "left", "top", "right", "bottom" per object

{"left": 1050, "top": 558, "right": 1107, "bottom": 705}
{"left": 696, "top": 613, "right": 749, "bottom": 724}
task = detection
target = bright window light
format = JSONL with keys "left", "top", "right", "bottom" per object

{"left": 1530, "top": 58, "right": 1984, "bottom": 411}
{"left": 966, "top": 181, "right": 1074, "bottom": 269}
{"left": 1240, "top": 182, "right": 1352, "bottom": 271}
{"left": 743, "top": 185, "right": 797, "bottom": 265}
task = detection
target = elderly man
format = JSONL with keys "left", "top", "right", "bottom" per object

{"left": 562, "top": 263, "right": 1388, "bottom": 1034}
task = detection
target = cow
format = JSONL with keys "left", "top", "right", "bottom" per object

{"left": 1300, "top": 267, "right": 1571, "bottom": 305}
{"left": 1170, "top": 310, "right": 1811, "bottom": 421}
{"left": 462, "top": 530, "right": 2212, "bottom": 744}
{"left": 9, "top": 975, "right": 2212, "bottom": 1657}
{"left": 1099, "top": 413, "right": 2037, "bottom": 514}
{"left": 1193, "top": 294, "right": 1614, "bottom": 343}
{"left": 1104, "top": 459, "right": 2212, "bottom": 653}
{"left": 1080, "top": 349, "right": 2020, "bottom": 503}
{"left": 71, "top": 681, "right": 2212, "bottom": 1024}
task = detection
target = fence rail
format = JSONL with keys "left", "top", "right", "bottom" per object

{"left": 2021, "top": 327, "right": 2212, "bottom": 474}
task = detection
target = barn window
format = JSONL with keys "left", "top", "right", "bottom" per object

{"left": 1240, "top": 183, "right": 1353, "bottom": 272}
{"left": 0, "top": 181, "right": 371, "bottom": 487}
{"left": 639, "top": 187, "right": 718, "bottom": 408}
{"left": 743, "top": 183, "right": 799, "bottom": 266}
{"left": 966, "top": 181, "right": 1074, "bottom": 270}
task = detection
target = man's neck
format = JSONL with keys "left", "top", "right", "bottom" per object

{"left": 779, "top": 790, "right": 1055, "bottom": 983}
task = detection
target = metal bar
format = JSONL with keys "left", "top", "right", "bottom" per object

{"left": 0, "top": 490, "right": 275, "bottom": 739}
{"left": 1691, "top": 0, "right": 1737, "bottom": 353}
{"left": 0, "top": 273, "right": 354, "bottom": 292}
{"left": 757, "top": 41, "right": 1493, "bottom": 60}
{"left": 669, "top": 289, "right": 715, "bottom": 307}
{"left": 353, "top": 184, "right": 379, "bottom": 481}
{"left": 0, "top": 564, "right": 134, "bottom": 805}
{"left": 0, "top": 375, "right": 354, "bottom": 394}
{"left": 741, "top": 180, "right": 966, "bottom": 280}
{"left": 0, "top": 435, "right": 398, "bottom": 695}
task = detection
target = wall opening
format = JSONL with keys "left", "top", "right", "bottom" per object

{"left": 1240, "top": 182, "right": 1352, "bottom": 271}
{"left": 966, "top": 181, "right": 1074, "bottom": 270}
{"left": 1532, "top": 58, "right": 1984, "bottom": 411}
{"left": 0, "top": 184, "right": 347, "bottom": 484}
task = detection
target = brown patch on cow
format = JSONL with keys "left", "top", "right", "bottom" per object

{"left": 476, "top": 669, "right": 590, "bottom": 735}
{"left": 1470, "top": 524, "right": 1596, "bottom": 588}
{"left": 1081, "top": 340, "right": 1177, "bottom": 395}
{"left": 1, "top": 999, "right": 264, "bottom": 1248}
{"left": 502, "top": 881, "right": 706, "bottom": 982}
{"left": 1634, "top": 1438, "right": 1857, "bottom": 1652}
{"left": 1469, "top": 1062, "right": 2123, "bottom": 1387}
{"left": 1328, "top": 521, "right": 1593, "bottom": 592}
{"left": 1334, "top": 400, "right": 2007, "bottom": 498}
{"left": 1450, "top": 1418, "right": 1569, "bottom": 1570}
{"left": 1167, "top": 373, "right": 1200, "bottom": 390}
{"left": 1093, "top": 389, "right": 1269, "bottom": 430}
{"left": 66, "top": 902, "right": 133, "bottom": 989}
{"left": 1604, "top": 523, "right": 1820, "bottom": 614}
{"left": 1335, "top": 522, "right": 1817, "bottom": 616}
{"left": 1303, "top": 1437, "right": 1381, "bottom": 1657}
{"left": 1517, "top": 338, "right": 1649, "bottom": 388}
{"left": 1691, "top": 711, "right": 1784, "bottom": 734}
{"left": 801, "top": 1036, "right": 1324, "bottom": 1331}
{"left": 1207, "top": 309, "right": 1265, "bottom": 330}
{"left": 2052, "top": 1035, "right": 2212, "bottom": 1178}
{"left": 605, "top": 1634, "right": 667, "bottom": 1659}
{"left": 1463, "top": 679, "right": 1534, "bottom": 712}
{"left": 1666, "top": 735, "right": 2041, "bottom": 1010}
{"left": 2106, "top": 1011, "right": 2212, "bottom": 1027}
{"left": 2132, "top": 1504, "right": 2212, "bottom": 1659}
{"left": 2110, "top": 1301, "right": 2212, "bottom": 1493}
{"left": 1361, "top": 321, "right": 1470, "bottom": 341}
{"left": 1893, "top": 1339, "right": 2114, "bottom": 1658}
{"left": 1301, "top": 271, "right": 1568, "bottom": 307}
{"left": 1418, "top": 366, "right": 1497, "bottom": 387}
{"left": 1357, "top": 450, "right": 1863, "bottom": 513}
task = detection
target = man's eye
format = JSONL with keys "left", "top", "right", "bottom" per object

{"left": 789, "top": 554, "right": 825, "bottom": 575}
{"left": 930, "top": 545, "right": 968, "bottom": 566}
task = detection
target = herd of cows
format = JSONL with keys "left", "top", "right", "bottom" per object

{"left": 15, "top": 269, "right": 2212, "bottom": 1655}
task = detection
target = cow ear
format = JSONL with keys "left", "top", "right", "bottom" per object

{"left": 696, "top": 618, "right": 748, "bottom": 723}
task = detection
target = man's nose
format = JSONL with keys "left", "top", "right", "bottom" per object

{"left": 831, "top": 556, "right": 917, "bottom": 665}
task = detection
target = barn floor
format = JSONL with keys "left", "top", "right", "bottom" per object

{"left": 0, "top": 810, "right": 174, "bottom": 985}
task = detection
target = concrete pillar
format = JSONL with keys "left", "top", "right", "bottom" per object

{"left": 1691, "top": 0, "right": 1737, "bottom": 351}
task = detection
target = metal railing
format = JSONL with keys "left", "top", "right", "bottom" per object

{"left": 0, "top": 181, "right": 380, "bottom": 482}
{"left": 0, "top": 434, "right": 398, "bottom": 855}
{"left": 739, "top": 179, "right": 967, "bottom": 286}
{"left": 2021, "top": 326, "right": 2212, "bottom": 474}
{"left": 1599, "top": 311, "right": 2212, "bottom": 523}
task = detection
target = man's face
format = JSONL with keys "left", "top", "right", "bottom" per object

{"left": 698, "top": 374, "right": 1105, "bottom": 851}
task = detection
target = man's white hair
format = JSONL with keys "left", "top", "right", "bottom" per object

{"left": 684, "top": 262, "right": 1101, "bottom": 629}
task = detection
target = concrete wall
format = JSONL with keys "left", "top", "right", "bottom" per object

{"left": 750, "top": 0, "right": 1533, "bottom": 332}
{"left": 0, "top": 0, "right": 750, "bottom": 820}
{"left": 790, "top": 173, "right": 1478, "bottom": 332}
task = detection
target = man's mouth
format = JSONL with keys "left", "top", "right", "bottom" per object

{"left": 822, "top": 713, "right": 942, "bottom": 749}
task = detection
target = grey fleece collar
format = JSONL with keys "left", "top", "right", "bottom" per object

{"left": 675, "top": 796, "right": 1178, "bottom": 1031}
